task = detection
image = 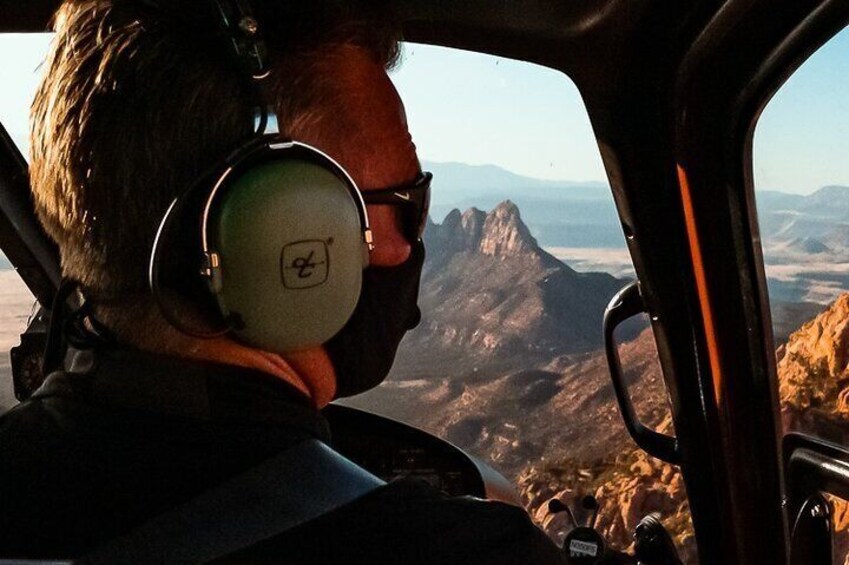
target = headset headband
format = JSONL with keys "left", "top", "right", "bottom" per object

{"left": 139, "top": 0, "right": 271, "bottom": 129}
{"left": 199, "top": 139, "right": 372, "bottom": 256}
{"left": 212, "top": 0, "right": 270, "bottom": 80}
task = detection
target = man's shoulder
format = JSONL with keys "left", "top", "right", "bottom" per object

{"left": 0, "top": 394, "right": 94, "bottom": 499}
{"left": 0, "top": 396, "right": 71, "bottom": 459}
{"left": 0, "top": 395, "right": 93, "bottom": 557}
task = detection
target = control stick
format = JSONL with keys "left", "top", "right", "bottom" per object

{"left": 549, "top": 495, "right": 607, "bottom": 564}
{"left": 548, "top": 498, "right": 578, "bottom": 529}
{"left": 548, "top": 496, "right": 682, "bottom": 564}
{"left": 633, "top": 513, "right": 682, "bottom": 565}
{"left": 582, "top": 494, "right": 600, "bottom": 530}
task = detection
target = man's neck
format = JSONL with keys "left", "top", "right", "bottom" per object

{"left": 163, "top": 337, "right": 337, "bottom": 408}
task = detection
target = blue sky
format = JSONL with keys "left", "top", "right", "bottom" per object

{"left": 390, "top": 43, "right": 605, "bottom": 183}
{"left": 0, "top": 28, "right": 847, "bottom": 194}
{"left": 753, "top": 26, "right": 849, "bottom": 194}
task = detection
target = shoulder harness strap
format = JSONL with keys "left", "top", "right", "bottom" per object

{"left": 77, "top": 440, "right": 385, "bottom": 564}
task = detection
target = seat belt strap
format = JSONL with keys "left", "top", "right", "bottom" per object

{"left": 77, "top": 439, "right": 385, "bottom": 564}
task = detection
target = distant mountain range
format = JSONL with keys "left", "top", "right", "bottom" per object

{"left": 425, "top": 160, "right": 849, "bottom": 255}
{"left": 421, "top": 161, "right": 849, "bottom": 312}
{"left": 759, "top": 185, "right": 849, "bottom": 253}
{"left": 424, "top": 161, "right": 624, "bottom": 248}
{"left": 0, "top": 159, "right": 843, "bottom": 269}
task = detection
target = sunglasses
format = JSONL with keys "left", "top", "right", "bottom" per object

{"left": 360, "top": 171, "right": 433, "bottom": 242}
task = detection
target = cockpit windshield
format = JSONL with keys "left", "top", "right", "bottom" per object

{"left": 343, "top": 42, "right": 698, "bottom": 560}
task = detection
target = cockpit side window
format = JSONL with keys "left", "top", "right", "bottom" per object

{"left": 752, "top": 24, "right": 849, "bottom": 564}
{"left": 0, "top": 34, "right": 49, "bottom": 413}
{"left": 340, "top": 43, "right": 700, "bottom": 561}
{"left": 0, "top": 34, "right": 51, "bottom": 159}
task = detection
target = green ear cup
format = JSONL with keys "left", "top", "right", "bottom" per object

{"left": 209, "top": 158, "right": 364, "bottom": 353}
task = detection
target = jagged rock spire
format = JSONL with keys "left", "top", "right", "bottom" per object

{"left": 426, "top": 200, "right": 541, "bottom": 260}
{"left": 479, "top": 200, "right": 539, "bottom": 256}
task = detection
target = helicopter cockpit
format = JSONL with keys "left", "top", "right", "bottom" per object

{"left": 1, "top": 1, "right": 849, "bottom": 564}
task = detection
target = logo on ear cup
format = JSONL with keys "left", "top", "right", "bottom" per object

{"left": 281, "top": 240, "right": 329, "bottom": 289}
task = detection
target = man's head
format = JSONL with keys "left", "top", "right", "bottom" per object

{"left": 30, "top": 0, "right": 421, "bottom": 400}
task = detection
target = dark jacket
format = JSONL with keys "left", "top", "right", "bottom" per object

{"left": 0, "top": 347, "right": 564, "bottom": 564}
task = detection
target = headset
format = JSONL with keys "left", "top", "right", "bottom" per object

{"left": 148, "top": 0, "right": 374, "bottom": 353}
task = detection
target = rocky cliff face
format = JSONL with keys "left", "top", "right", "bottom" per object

{"left": 516, "top": 291, "right": 849, "bottom": 564}
{"left": 392, "top": 202, "right": 625, "bottom": 377}
{"left": 350, "top": 326, "right": 670, "bottom": 479}
{"left": 519, "top": 416, "right": 697, "bottom": 564}
{"left": 777, "top": 293, "right": 849, "bottom": 563}
{"left": 424, "top": 201, "right": 540, "bottom": 261}
{"left": 778, "top": 293, "right": 849, "bottom": 440}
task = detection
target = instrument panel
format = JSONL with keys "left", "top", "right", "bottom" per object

{"left": 324, "top": 403, "right": 520, "bottom": 505}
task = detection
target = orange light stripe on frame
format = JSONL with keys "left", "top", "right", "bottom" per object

{"left": 677, "top": 164, "right": 724, "bottom": 405}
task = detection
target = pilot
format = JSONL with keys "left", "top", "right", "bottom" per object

{"left": 0, "top": 0, "right": 564, "bottom": 563}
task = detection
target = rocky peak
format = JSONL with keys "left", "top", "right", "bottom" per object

{"left": 461, "top": 207, "right": 487, "bottom": 244}
{"left": 426, "top": 200, "right": 542, "bottom": 261}
{"left": 425, "top": 208, "right": 466, "bottom": 258}
{"left": 809, "top": 185, "right": 849, "bottom": 201}
{"left": 779, "top": 293, "right": 849, "bottom": 381}
{"left": 400, "top": 200, "right": 622, "bottom": 376}
{"left": 479, "top": 200, "right": 539, "bottom": 256}
{"left": 778, "top": 294, "right": 849, "bottom": 423}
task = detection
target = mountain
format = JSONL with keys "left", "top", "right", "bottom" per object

{"left": 424, "top": 162, "right": 625, "bottom": 249}
{"left": 823, "top": 225, "right": 849, "bottom": 249}
{"left": 782, "top": 237, "right": 830, "bottom": 255}
{"left": 759, "top": 185, "right": 849, "bottom": 220}
{"left": 348, "top": 323, "right": 669, "bottom": 477}
{"left": 422, "top": 163, "right": 849, "bottom": 323}
{"left": 738, "top": 184, "right": 849, "bottom": 308}
{"left": 425, "top": 161, "right": 849, "bottom": 255}
{"left": 755, "top": 190, "right": 807, "bottom": 211}
{"left": 797, "top": 185, "right": 849, "bottom": 220}
{"left": 423, "top": 161, "right": 609, "bottom": 201}
{"left": 760, "top": 185, "right": 849, "bottom": 244}
{"left": 777, "top": 292, "right": 849, "bottom": 438}
{"left": 351, "top": 200, "right": 657, "bottom": 476}
{"left": 390, "top": 201, "right": 626, "bottom": 377}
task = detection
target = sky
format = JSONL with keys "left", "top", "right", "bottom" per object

{"left": 0, "top": 27, "right": 847, "bottom": 194}
{"left": 753, "top": 26, "right": 849, "bottom": 194}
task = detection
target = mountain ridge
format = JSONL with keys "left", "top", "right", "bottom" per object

{"left": 423, "top": 160, "right": 848, "bottom": 254}
{"left": 392, "top": 200, "right": 625, "bottom": 377}
{"left": 423, "top": 159, "right": 842, "bottom": 201}
{"left": 422, "top": 160, "right": 609, "bottom": 191}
